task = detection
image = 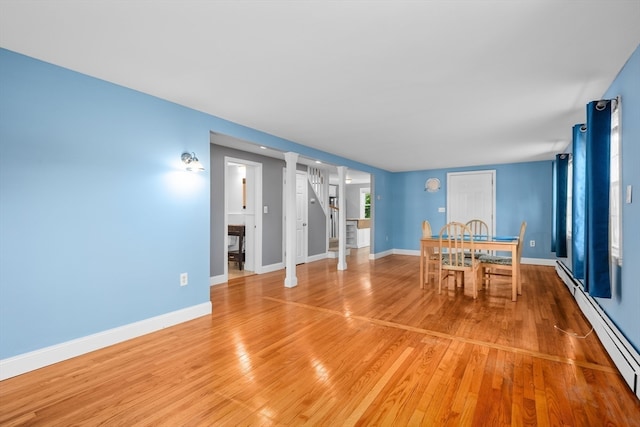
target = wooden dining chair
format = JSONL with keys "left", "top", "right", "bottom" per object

{"left": 421, "top": 220, "right": 440, "bottom": 287}
{"left": 450, "top": 219, "right": 489, "bottom": 285}
{"left": 479, "top": 221, "right": 527, "bottom": 288}
{"left": 465, "top": 218, "right": 490, "bottom": 252}
{"left": 465, "top": 219, "right": 489, "bottom": 240}
{"left": 438, "top": 222, "right": 481, "bottom": 299}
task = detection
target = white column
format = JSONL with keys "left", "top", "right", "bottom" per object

{"left": 284, "top": 152, "right": 298, "bottom": 287}
{"left": 337, "top": 166, "right": 347, "bottom": 270}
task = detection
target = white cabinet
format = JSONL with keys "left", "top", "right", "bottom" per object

{"left": 346, "top": 220, "right": 357, "bottom": 248}
{"left": 346, "top": 220, "right": 370, "bottom": 248}
{"left": 357, "top": 227, "right": 371, "bottom": 248}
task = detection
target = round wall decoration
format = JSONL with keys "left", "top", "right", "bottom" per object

{"left": 425, "top": 178, "right": 441, "bottom": 192}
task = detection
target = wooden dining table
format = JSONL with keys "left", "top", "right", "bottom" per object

{"left": 420, "top": 235, "right": 522, "bottom": 301}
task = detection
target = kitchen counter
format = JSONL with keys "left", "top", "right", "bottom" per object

{"left": 347, "top": 218, "right": 371, "bottom": 229}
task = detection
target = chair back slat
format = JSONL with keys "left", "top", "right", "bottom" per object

{"left": 465, "top": 219, "right": 489, "bottom": 237}
{"left": 465, "top": 219, "right": 489, "bottom": 255}
{"left": 439, "top": 222, "right": 474, "bottom": 268}
{"left": 437, "top": 221, "right": 480, "bottom": 298}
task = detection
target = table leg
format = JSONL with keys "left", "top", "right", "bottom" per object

{"left": 511, "top": 244, "right": 518, "bottom": 301}
{"left": 516, "top": 255, "right": 522, "bottom": 295}
{"left": 420, "top": 243, "right": 424, "bottom": 289}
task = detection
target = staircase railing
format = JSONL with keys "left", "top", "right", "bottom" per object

{"left": 307, "top": 165, "right": 328, "bottom": 214}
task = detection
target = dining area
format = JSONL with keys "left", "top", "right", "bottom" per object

{"left": 419, "top": 219, "right": 527, "bottom": 301}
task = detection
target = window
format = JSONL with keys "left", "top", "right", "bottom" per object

{"left": 610, "top": 98, "right": 622, "bottom": 266}
{"left": 360, "top": 188, "right": 371, "bottom": 219}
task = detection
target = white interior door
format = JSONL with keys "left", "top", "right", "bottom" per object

{"left": 447, "top": 170, "right": 496, "bottom": 235}
{"left": 296, "top": 172, "right": 308, "bottom": 264}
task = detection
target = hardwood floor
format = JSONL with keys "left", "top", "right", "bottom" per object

{"left": 228, "top": 262, "right": 255, "bottom": 280}
{"left": 2, "top": 249, "right": 639, "bottom": 426}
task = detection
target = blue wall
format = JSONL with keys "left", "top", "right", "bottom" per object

{"left": 1, "top": 44, "right": 637, "bottom": 361}
{"left": 0, "top": 50, "right": 211, "bottom": 359}
{"left": 597, "top": 45, "right": 640, "bottom": 352}
{"left": 0, "top": 49, "right": 391, "bottom": 359}
{"left": 391, "top": 161, "right": 554, "bottom": 260}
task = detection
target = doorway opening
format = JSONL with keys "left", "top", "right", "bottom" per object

{"left": 225, "top": 157, "right": 263, "bottom": 280}
{"left": 328, "top": 169, "right": 372, "bottom": 257}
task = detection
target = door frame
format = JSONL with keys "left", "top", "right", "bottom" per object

{"left": 296, "top": 171, "right": 308, "bottom": 264}
{"left": 281, "top": 168, "right": 309, "bottom": 265}
{"left": 446, "top": 170, "right": 496, "bottom": 235}
{"left": 224, "top": 156, "right": 263, "bottom": 277}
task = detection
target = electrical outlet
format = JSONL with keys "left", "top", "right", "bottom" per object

{"left": 529, "top": 240, "right": 535, "bottom": 247}
{"left": 180, "top": 272, "right": 188, "bottom": 286}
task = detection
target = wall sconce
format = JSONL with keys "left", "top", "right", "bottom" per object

{"left": 181, "top": 152, "right": 205, "bottom": 172}
{"left": 345, "top": 178, "right": 352, "bottom": 184}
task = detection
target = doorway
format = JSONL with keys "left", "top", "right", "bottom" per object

{"left": 225, "top": 157, "right": 263, "bottom": 279}
{"left": 295, "top": 171, "right": 308, "bottom": 264}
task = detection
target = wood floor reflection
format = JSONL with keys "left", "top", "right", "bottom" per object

{"left": 1, "top": 249, "right": 639, "bottom": 426}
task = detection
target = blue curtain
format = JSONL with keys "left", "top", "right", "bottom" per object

{"left": 585, "top": 100, "right": 612, "bottom": 298}
{"left": 552, "top": 154, "right": 569, "bottom": 257}
{"left": 572, "top": 124, "right": 587, "bottom": 279}
{"left": 551, "top": 160, "right": 557, "bottom": 252}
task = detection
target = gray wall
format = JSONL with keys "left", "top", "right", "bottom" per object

{"left": 210, "top": 143, "right": 285, "bottom": 276}
{"left": 346, "top": 183, "right": 371, "bottom": 219}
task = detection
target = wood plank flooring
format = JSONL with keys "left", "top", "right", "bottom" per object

{"left": 1, "top": 249, "right": 639, "bottom": 426}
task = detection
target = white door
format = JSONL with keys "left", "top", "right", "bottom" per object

{"left": 296, "top": 172, "right": 308, "bottom": 264}
{"left": 447, "top": 171, "right": 495, "bottom": 235}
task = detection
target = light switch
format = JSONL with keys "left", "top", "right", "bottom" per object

{"left": 626, "top": 185, "right": 632, "bottom": 204}
{"left": 438, "top": 207, "right": 446, "bottom": 213}
{"left": 263, "top": 205, "right": 269, "bottom": 214}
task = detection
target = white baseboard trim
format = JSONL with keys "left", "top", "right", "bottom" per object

{"left": 307, "top": 253, "right": 327, "bottom": 263}
{"left": 521, "top": 257, "right": 556, "bottom": 266}
{"left": 327, "top": 249, "right": 351, "bottom": 258}
{"left": 556, "top": 261, "right": 639, "bottom": 399}
{"left": 210, "top": 274, "right": 227, "bottom": 286}
{"left": 370, "top": 249, "right": 393, "bottom": 259}
{"left": 393, "top": 249, "right": 420, "bottom": 256}
{"left": 261, "top": 262, "right": 284, "bottom": 274}
{"left": 0, "top": 302, "right": 212, "bottom": 381}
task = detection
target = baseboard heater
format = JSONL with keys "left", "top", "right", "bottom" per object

{"left": 556, "top": 261, "right": 639, "bottom": 399}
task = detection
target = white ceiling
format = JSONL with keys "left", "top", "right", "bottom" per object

{"left": 1, "top": 0, "right": 639, "bottom": 172}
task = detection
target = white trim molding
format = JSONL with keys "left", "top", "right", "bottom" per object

{"left": 370, "top": 249, "right": 393, "bottom": 259}
{"left": 307, "top": 253, "right": 328, "bottom": 263}
{"left": 521, "top": 257, "right": 556, "bottom": 266}
{"left": 394, "top": 249, "right": 419, "bottom": 256}
{"left": 210, "top": 274, "right": 227, "bottom": 286}
{"left": 556, "top": 261, "right": 639, "bottom": 399}
{"left": 260, "top": 262, "right": 284, "bottom": 274}
{"left": 0, "top": 302, "right": 212, "bottom": 381}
